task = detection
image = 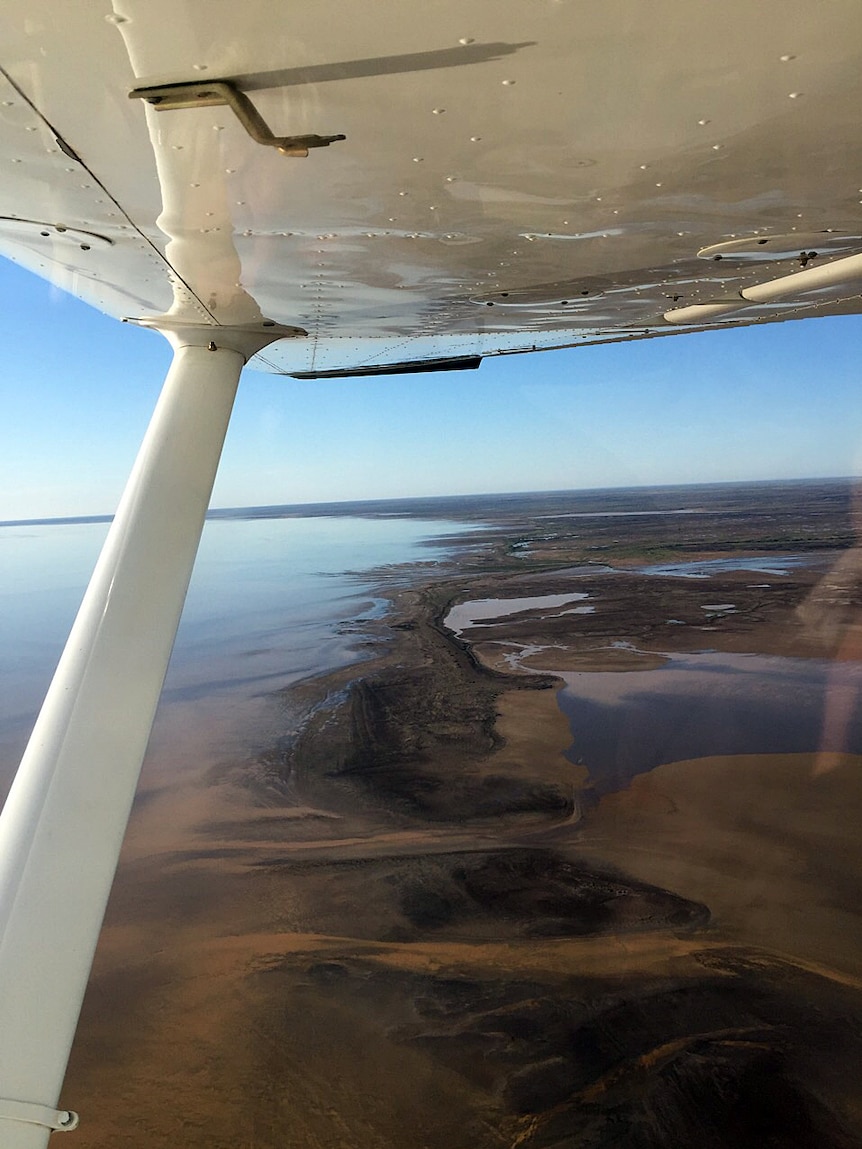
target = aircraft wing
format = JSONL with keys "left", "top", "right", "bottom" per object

{"left": 1, "top": 1, "right": 862, "bottom": 377}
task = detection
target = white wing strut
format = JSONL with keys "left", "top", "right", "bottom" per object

{"left": 0, "top": 339, "right": 245, "bottom": 1147}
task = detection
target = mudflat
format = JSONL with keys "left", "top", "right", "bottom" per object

{"left": 62, "top": 481, "right": 862, "bottom": 1147}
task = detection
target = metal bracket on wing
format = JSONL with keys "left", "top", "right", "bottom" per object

{"left": 129, "top": 79, "right": 345, "bottom": 157}
{"left": 0, "top": 1099, "right": 79, "bottom": 1133}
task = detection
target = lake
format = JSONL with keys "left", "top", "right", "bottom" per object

{"left": 556, "top": 649, "right": 862, "bottom": 793}
{"left": 0, "top": 511, "right": 471, "bottom": 796}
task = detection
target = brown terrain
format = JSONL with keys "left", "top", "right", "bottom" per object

{"left": 60, "top": 481, "right": 862, "bottom": 1147}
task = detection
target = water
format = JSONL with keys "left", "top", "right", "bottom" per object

{"left": 444, "top": 592, "right": 589, "bottom": 636}
{"left": 638, "top": 554, "right": 824, "bottom": 578}
{"left": 556, "top": 650, "right": 862, "bottom": 793}
{"left": 0, "top": 512, "right": 471, "bottom": 790}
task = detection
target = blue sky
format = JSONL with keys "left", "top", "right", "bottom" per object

{"left": 2, "top": 257, "right": 861, "bottom": 521}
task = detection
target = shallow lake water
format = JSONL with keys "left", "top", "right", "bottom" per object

{"left": 0, "top": 512, "right": 471, "bottom": 791}
{"left": 638, "top": 553, "right": 825, "bottom": 578}
{"left": 555, "top": 649, "right": 862, "bottom": 793}
{"left": 444, "top": 592, "right": 590, "bottom": 636}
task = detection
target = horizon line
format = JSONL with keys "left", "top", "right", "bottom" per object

{"left": 1, "top": 474, "right": 857, "bottom": 530}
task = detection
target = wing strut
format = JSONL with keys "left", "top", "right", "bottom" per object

{"left": 0, "top": 338, "right": 246, "bottom": 1147}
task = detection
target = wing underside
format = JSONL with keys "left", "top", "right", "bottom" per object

{"left": 1, "top": 1, "right": 861, "bottom": 376}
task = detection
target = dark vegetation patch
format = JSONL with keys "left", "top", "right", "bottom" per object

{"left": 256, "top": 951, "right": 862, "bottom": 1148}
{"left": 251, "top": 847, "right": 708, "bottom": 943}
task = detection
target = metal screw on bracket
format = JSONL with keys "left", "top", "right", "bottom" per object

{"left": 129, "top": 80, "right": 345, "bottom": 157}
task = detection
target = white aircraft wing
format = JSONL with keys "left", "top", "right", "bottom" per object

{"left": 1, "top": 1, "right": 862, "bottom": 377}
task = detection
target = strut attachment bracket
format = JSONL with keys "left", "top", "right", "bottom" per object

{"left": 129, "top": 79, "right": 346, "bottom": 157}
{"left": 0, "top": 1098, "right": 79, "bottom": 1133}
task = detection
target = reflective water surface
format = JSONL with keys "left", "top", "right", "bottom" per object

{"left": 0, "top": 513, "right": 471, "bottom": 789}
{"left": 555, "top": 650, "right": 862, "bottom": 793}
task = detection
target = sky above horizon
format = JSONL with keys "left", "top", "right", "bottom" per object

{"left": 1, "top": 258, "right": 861, "bottom": 521}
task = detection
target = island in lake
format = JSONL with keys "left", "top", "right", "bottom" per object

{"left": 63, "top": 480, "right": 862, "bottom": 1148}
